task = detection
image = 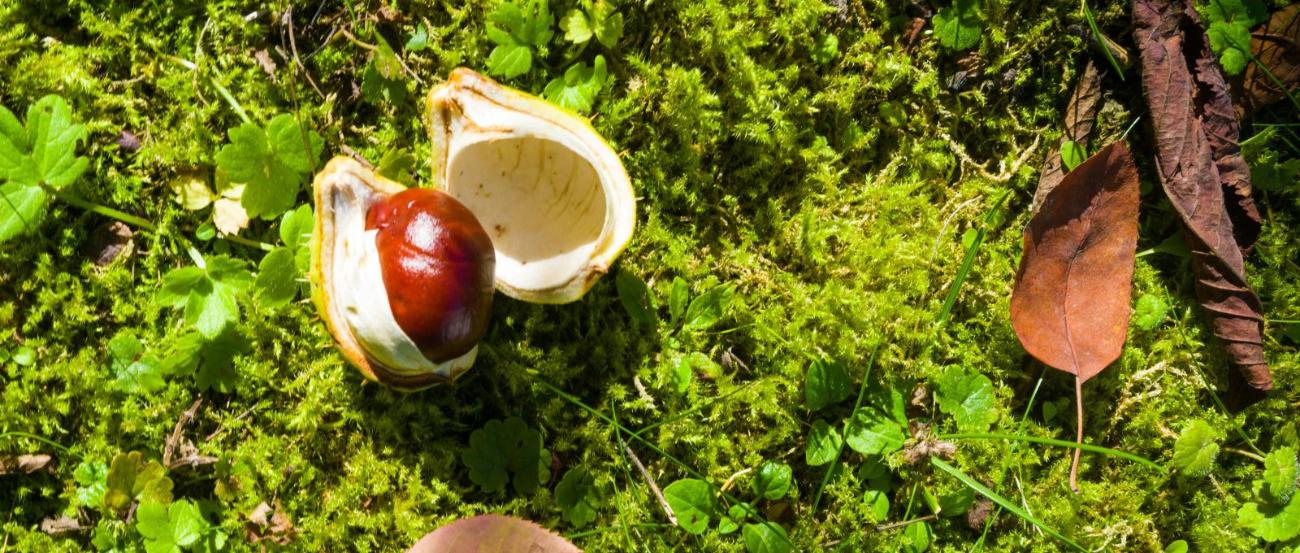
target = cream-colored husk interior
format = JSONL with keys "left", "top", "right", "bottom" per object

{"left": 431, "top": 69, "right": 635, "bottom": 304}
{"left": 447, "top": 135, "right": 605, "bottom": 292}
{"left": 325, "top": 166, "right": 475, "bottom": 378}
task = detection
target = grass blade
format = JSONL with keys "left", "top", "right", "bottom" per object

{"left": 931, "top": 457, "right": 1086, "bottom": 552}
{"left": 936, "top": 191, "right": 1010, "bottom": 328}
{"left": 940, "top": 432, "right": 1161, "bottom": 470}
{"left": 1081, "top": 0, "right": 1125, "bottom": 81}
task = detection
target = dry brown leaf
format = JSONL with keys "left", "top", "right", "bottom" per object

{"left": 1012, "top": 141, "right": 1140, "bottom": 491}
{"left": 407, "top": 514, "right": 581, "bottom": 553}
{"left": 0, "top": 453, "right": 52, "bottom": 474}
{"left": 1132, "top": 0, "right": 1272, "bottom": 407}
{"left": 1034, "top": 60, "right": 1104, "bottom": 212}
{"left": 1238, "top": 4, "right": 1300, "bottom": 115}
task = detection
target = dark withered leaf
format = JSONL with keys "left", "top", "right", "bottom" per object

{"left": 1132, "top": 0, "right": 1272, "bottom": 407}
{"left": 1237, "top": 4, "right": 1300, "bottom": 115}
{"left": 1034, "top": 60, "right": 1103, "bottom": 213}
{"left": 1012, "top": 142, "right": 1140, "bottom": 382}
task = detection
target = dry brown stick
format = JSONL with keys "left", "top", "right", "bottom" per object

{"left": 283, "top": 6, "right": 327, "bottom": 100}
{"left": 163, "top": 397, "right": 203, "bottom": 467}
{"left": 622, "top": 444, "right": 678, "bottom": 527}
{"left": 874, "top": 514, "right": 938, "bottom": 532}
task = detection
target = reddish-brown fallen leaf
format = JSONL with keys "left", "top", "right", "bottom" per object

{"left": 1011, "top": 141, "right": 1140, "bottom": 492}
{"left": 1132, "top": 0, "right": 1272, "bottom": 407}
{"left": 1237, "top": 4, "right": 1300, "bottom": 115}
{"left": 407, "top": 514, "right": 581, "bottom": 553}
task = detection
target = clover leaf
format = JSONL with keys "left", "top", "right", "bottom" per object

{"left": 0, "top": 95, "right": 90, "bottom": 242}
{"left": 104, "top": 451, "right": 173, "bottom": 512}
{"left": 934, "top": 366, "right": 997, "bottom": 432}
{"left": 215, "top": 114, "right": 322, "bottom": 220}
{"left": 555, "top": 467, "right": 599, "bottom": 527}
{"left": 543, "top": 55, "right": 609, "bottom": 113}
{"left": 136, "top": 499, "right": 211, "bottom": 553}
{"left": 461, "top": 417, "right": 549, "bottom": 495}
{"left": 108, "top": 332, "right": 165, "bottom": 394}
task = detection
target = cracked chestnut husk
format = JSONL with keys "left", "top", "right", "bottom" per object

{"left": 312, "top": 68, "right": 636, "bottom": 389}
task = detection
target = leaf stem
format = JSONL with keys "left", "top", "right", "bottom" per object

{"left": 43, "top": 186, "right": 156, "bottom": 231}
{"left": 220, "top": 233, "right": 275, "bottom": 252}
{"left": 1070, "top": 377, "right": 1083, "bottom": 493}
{"left": 1223, "top": 447, "right": 1267, "bottom": 463}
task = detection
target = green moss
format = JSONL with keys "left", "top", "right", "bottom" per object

{"left": 1, "top": 0, "right": 1297, "bottom": 551}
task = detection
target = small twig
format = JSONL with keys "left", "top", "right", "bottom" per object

{"left": 874, "top": 514, "right": 937, "bottom": 532}
{"left": 1224, "top": 447, "right": 1267, "bottom": 463}
{"left": 719, "top": 467, "right": 753, "bottom": 493}
{"left": 622, "top": 443, "right": 678, "bottom": 527}
{"left": 283, "top": 6, "right": 326, "bottom": 99}
{"left": 939, "top": 131, "right": 1042, "bottom": 183}
{"left": 205, "top": 403, "right": 261, "bottom": 442}
{"left": 163, "top": 397, "right": 203, "bottom": 467}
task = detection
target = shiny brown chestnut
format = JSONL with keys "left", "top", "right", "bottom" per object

{"left": 366, "top": 188, "right": 495, "bottom": 363}
{"left": 310, "top": 158, "right": 495, "bottom": 390}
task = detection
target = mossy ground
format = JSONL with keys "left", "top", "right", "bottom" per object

{"left": 1, "top": 0, "right": 1297, "bottom": 551}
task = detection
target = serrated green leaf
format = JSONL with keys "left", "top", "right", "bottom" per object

{"left": 168, "top": 500, "right": 207, "bottom": 547}
{"left": 555, "top": 467, "right": 599, "bottom": 527}
{"left": 934, "top": 366, "right": 997, "bottom": 432}
{"left": 933, "top": 0, "right": 981, "bottom": 50}
{"left": 591, "top": 2, "right": 623, "bottom": 48}
{"left": 663, "top": 479, "right": 713, "bottom": 534}
{"left": 216, "top": 116, "right": 321, "bottom": 220}
{"left": 1171, "top": 419, "right": 1220, "bottom": 477}
{"left": 845, "top": 408, "right": 906, "bottom": 455}
{"left": 1238, "top": 494, "right": 1300, "bottom": 542}
{"left": 804, "top": 358, "right": 852, "bottom": 411}
{"left": 72, "top": 460, "right": 108, "bottom": 511}
{"left": 805, "top": 419, "right": 842, "bottom": 466}
{"left": 488, "top": 44, "right": 534, "bottom": 78}
{"left": 194, "top": 326, "right": 250, "bottom": 393}
{"left": 159, "top": 256, "right": 252, "bottom": 338}
{"left": 561, "top": 9, "right": 592, "bottom": 43}
{"left": 1263, "top": 446, "right": 1298, "bottom": 504}
{"left": 752, "top": 461, "right": 793, "bottom": 500}
{"left": 0, "top": 181, "right": 46, "bottom": 242}
{"left": 105, "top": 452, "right": 172, "bottom": 512}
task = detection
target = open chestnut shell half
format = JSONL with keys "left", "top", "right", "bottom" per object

{"left": 311, "top": 159, "right": 495, "bottom": 390}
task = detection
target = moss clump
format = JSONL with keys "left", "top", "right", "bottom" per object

{"left": 1, "top": 0, "right": 1297, "bottom": 552}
